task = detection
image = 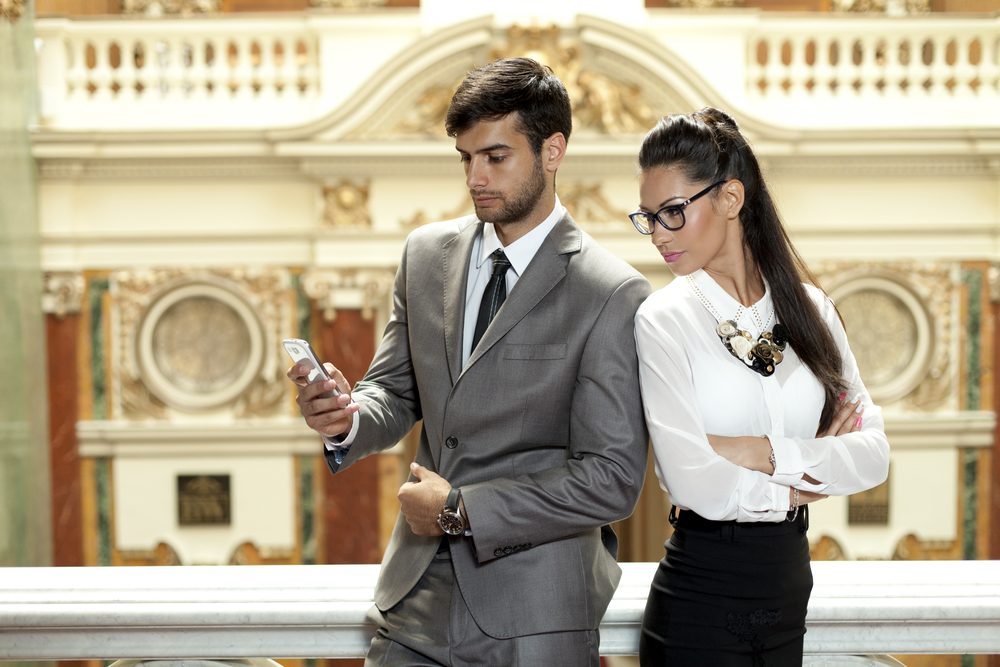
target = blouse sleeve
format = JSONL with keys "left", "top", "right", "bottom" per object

{"left": 767, "top": 294, "right": 891, "bottom": 496}
{"left": 635, "top": 308, "right": 792, "bottom": 522}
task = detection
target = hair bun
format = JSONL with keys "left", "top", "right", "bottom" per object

{"left": 694, "top": 106, "right": 739, "bottom": 132}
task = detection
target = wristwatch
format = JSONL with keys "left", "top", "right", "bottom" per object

{"left": 437, "top": 487, "right": 466, "bottom": 536}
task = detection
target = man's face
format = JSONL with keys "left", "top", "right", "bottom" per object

{"left": 454, "top": 114, "right": 548, "bottom": 226}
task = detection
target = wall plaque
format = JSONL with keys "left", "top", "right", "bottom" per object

{"left": 177, "top": 474, "right": 231, "bottom": 526}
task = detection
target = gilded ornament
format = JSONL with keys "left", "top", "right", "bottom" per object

{"left": 322, "top": 181, "right": 372, "bottom": 229}
{"left": 1, "top": 0, "right": 24, "bottom": 23}
{"left": 817, "top": 262, "right": 953, "bottom": 411}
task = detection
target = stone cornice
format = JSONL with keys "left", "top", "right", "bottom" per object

{"left": 35, "top": 151, "right": 1000, "bottom": 181}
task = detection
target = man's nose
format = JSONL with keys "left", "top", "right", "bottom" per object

{"left": 466, "top": 159, "right": 487, "bottom": 189}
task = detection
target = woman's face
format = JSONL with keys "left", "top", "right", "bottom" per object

{"left": 637, "top": 165, "right": 741, "bottom": 278}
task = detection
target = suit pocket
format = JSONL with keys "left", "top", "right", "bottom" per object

{"left": 502, "top": 343, "right": 567, "bottom": 360}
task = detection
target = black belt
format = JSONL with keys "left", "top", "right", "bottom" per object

{"left": 669, "top": 504, "right": 808, "bottom": 536}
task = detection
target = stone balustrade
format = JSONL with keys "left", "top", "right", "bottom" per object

{"left": 32, "top": 11, "right": 999, "bottom": 132}
{"left": 1, "top": 561, "right": 998, "bottom": 659}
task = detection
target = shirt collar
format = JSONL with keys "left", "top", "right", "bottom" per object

{"left": 477, "top": 197, "right": 567, "bottom": 276}
{"left": 688, "top": 268, "right": 774, "bottom": 334}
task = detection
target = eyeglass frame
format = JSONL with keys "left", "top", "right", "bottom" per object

{"left": 628, "top": 179, "right": 727, "bottom": 235}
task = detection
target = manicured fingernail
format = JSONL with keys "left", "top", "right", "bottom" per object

{"left": 854, "top": 415, "right": 862, "bottom": 427}
{"left": 838, "top": 392, "right": 846, "bottom": 401}
{"left": 855, "top": 402, "right": 864, "bottom": 413}
{"left": 851, "top": 393, "right": 862, "bottom": 403}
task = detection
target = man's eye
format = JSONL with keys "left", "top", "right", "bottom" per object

{"left": 488, "top": 155, "right": 506, "bottom": 163}
{"left": 459, "top": 154, "right": 471, "bottom": 163}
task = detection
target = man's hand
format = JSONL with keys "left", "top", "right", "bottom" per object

{"left": 286, "top": 362, "right": 359, "bottom": 438}
{"left": 398, "top": 462, "right": 451, "bottom": 536}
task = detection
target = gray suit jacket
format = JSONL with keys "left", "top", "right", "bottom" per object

{"left": 327, "top": 213, "right": 650, "bottom": 639}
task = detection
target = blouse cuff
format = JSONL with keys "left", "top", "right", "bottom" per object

{"left": 768, "top": 435, "right": 804, "bottom": 486}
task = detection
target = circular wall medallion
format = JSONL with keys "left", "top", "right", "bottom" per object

{"left": 137, "top": 283, "right": 264, "bottom": 410}
{"left": 829, "top": 276, "right": 932, "bottom": 404}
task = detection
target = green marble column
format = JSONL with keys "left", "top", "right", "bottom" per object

{"left": 0, "top": 4, "right": 52, "bottom": 567}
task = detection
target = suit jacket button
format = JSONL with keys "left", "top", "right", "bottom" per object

{"left": 494, "top": 548, "right": 504, "bottom": 558}
{"left": 445, "top": 436, "right": 458, "bottom": 449}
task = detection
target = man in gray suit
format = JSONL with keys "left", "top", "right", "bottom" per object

{"left": 289, "top": 57, "right": 650, "bottom": 666}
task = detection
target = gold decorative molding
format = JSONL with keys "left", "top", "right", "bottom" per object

{"left": 310, "top": 0, "right": 386, "bottom": 7}
{"left": 892, "top": 533, "right": 959, "bottom": 560}
{"left": 301, "top": 269, "right": 395, "bottom": 322}
{"left": 561, "top": 182, "right": 627, "bottom": 225}
{"left": 322, "top": 181, "right": 372, "bottom": 229}
{"left": 42, "top": 272, "right": 86, "bottom": 318}
{"left": 832, "top": 0, "right": 929, "bottom": 14}
{"left": 662, "top": 0, "right": 740, "bottom": 6}
{"left": 810, "top": 535, "right": 847, "bottom": 561}
{"left": 116, "top": 541, "right": 182, "bottom": 566}
{"left": 110, "top": 269, "right": 293, "bottom": 419}
{"left": 816, "top": 262, "right": 955, "bottom": 411}
{"left": 388, "top": 25, "right": 655, "bottom": 138}
{"left": 400, "top": 196, "right": 473, "bottom": 229}
{"left": 121, "top": 0, "right": 219, "bottom": 15}
{"left": 228, "top": 541, "right": 296, "bottom": 565}
{"left": 1, "top": 0, "right": 24, "bottom": 23}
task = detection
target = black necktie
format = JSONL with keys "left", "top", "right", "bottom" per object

{"left": 471, "top": 249, "right": 511, "bottom": 351}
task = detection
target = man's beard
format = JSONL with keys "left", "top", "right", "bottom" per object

{"left": 473, "top": 158, "right": 546, "bottom": 225}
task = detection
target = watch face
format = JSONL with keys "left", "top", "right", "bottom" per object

{"left": 437, "top": 510, "right": 465, "bottom": 536}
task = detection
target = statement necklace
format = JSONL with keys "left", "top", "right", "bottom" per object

{"left": 686, "top": 276, "right": 789, "bottom": 378}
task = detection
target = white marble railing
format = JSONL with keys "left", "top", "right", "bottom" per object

{"left": 745, "top": 17, "right": 999, "bottom": 102}
{"left": 1, "top": 561, "right": 998, "bottom": 659}
{"left": 32, "top": 11, "right": 1000, "bottom": 132}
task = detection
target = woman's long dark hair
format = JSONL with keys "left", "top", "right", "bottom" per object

{"left": 639, "top": 107, "right": 846, "bottom": 431}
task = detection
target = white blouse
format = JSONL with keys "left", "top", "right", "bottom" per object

{"left": 634, "top": 269, "right": 890, "bottom": 523}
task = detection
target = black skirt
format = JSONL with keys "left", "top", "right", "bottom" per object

{"left": 639, "top": 506, "right": 813, "bottom": 667}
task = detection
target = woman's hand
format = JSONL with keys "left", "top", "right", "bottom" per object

{"left": 818, "top": 392, "right": 864, "bottom": 438}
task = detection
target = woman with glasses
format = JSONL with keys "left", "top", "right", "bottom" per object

{"left": 631, "top": 107, "right": 890, "bottom": 665}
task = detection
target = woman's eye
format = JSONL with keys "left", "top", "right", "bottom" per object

{"left": 665, "top": 207, "right": 683, "bottom": 218}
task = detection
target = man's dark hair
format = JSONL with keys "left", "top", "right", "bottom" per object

{"left": 445, "top": 57, "right": 572, "bottom": 154}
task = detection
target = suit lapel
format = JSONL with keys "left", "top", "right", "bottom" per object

{"left": 463, "top": 215, "right": 583, "bottom": 372}
{"left": 443, "top": 219, "right": 480, "bottom": 386}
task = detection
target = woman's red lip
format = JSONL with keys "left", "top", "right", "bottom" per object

{"left": 663, "top": 251, "right": 684, "bottom": 263}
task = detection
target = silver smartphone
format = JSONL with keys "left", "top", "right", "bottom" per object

{"left": 282, "top": 338, "right": 341, "bottom": 397}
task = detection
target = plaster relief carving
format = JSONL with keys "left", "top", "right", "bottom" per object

{"left": 42, "top": 272, "right": 86, "bottom": 318}
{"left": 817, "top": 263, "right": 953, "bottom": 410}
{"left": 302, "top": 269, "right": 395, "bottom": 322}
{"left": 388, "top": 25, "right": 655, "bottom": 138}
{"left": 122, "top": 0, "right": 219, "bottom": 15}
{"left": 1, "top": 0, "right": 24, "bottom": 23}
{"left": 322, "top": 181, "right": 372, "bottom": 229}
{"left": 561, "top": 182, "right": 627, "bottom": 225}
{"left": 832, "top": 0, "right": 929, "bottom": 14}
{"left": 400, "top": 196, "right": 473, "bottom": 229}
{"left": 111, "top": 269, "right": 292, "bottom": 418}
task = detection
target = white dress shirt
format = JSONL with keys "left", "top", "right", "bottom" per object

{"left": 326, "top": 198, "right": 567, "bottom": 454}
{"left": 634, "top": 269, "right": 890, "bottom": 523}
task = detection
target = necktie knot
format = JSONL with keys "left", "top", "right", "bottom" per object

{"left": 490, "top": 249, "right": 511, "bottom": 276}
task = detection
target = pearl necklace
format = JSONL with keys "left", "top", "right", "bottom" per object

{"left": 686, "top": 276, "right": 788, "bottom": 377}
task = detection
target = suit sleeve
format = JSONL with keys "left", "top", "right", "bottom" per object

{"left": 324, "top": 237, "right": 422, "bottom": 474}
{"left": 460, "top": 275, "right": 651, "bottom": 563}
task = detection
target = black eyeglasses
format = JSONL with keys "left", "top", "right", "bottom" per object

{"left": 628, "top": 180, "right": 727, "bottom": 235}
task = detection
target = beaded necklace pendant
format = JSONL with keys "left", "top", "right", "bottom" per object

{"left": 689, "top": 275, "right": 789, "bottom": 378}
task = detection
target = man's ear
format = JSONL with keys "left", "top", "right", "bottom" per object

{"left": 542, "top": 133, "right": 567, "bottom": 173}
{"left": 722, "top": 179, "right": 745, "bottom": 220}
